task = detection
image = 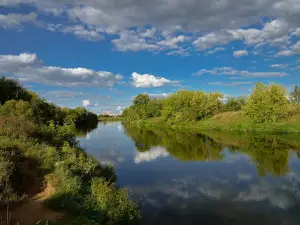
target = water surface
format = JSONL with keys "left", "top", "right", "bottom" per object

{"left": 77, "top": 122, "right": 300, "bottom": 225}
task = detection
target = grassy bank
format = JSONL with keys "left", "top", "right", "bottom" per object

{"left": 0, "top": 77, "right": 140, "bottom": 225}
{"left": 131, "top": 111, "right": 300, "bottom": 134}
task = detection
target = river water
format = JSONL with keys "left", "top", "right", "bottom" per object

{"left": 77, "top": 122, "right": 300, "bottom": 225}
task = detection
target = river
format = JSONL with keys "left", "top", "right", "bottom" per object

{"left": 77, "top": 122, "right": 300, "bottom": 225}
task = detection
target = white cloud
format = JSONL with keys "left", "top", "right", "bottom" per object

{"left": 82, "top": 100, "right": 91, "bottom": 107}
{"left": 157, "top": 35, "right": 187, "bottom": 49}
{"left": 277, "top": 41, "right": 300, "bottom": 56}
{"left": 270, "top": 64, "right": 289, "bottom": 68}
{"left": 0, "top": 53, "right": 123, "bottom": 87}
{"left": 0, "top": 12, "right": 38, "bottom": 30}
{"left": 47, "top": 24, "right": 103, "bottom": 41}
{"left": 116, "top": 105, "right": 127, "bottom": 111}
{"left": 132, "top": 72, "right": 176, "bottom": 88}
{"left": 233, "top": 50, "right": 249, "bottom": 58}
{"left": 193, "top": 18, "right": 293, "bottom": 51}
{"left": 1, "top": 0, "right": 300, "bottom": 56}
{"left": 292, "top": 28, "right": 300, "bottom": 37}
{"left": 135, "top": 146, "right": 169, "bottom": 164}
{"left": 194, "top": 67, "right": 288, "bottom": 78}
{"left": 112, "top": 30, "right": 160, "bottom": 52}
{"left": 207, "top": 47, "right": 225, "bottom": 55}
{"left": 139, "top": 28, "right": 157, "bottom": 38}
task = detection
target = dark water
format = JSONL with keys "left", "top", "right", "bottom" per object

{"left": 77, "top": 122, "right": 300, "bottom": 225}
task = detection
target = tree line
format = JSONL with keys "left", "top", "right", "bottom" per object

{"left": 123, "top": 82, "right": 300, "bottom": 124}
{"left": 0, "top": 76, "right": 98, "bottom": 128}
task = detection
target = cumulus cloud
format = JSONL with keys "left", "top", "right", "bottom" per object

{"left": 2, "top": 0, "right": 300, "bottom": 55}
{"left": 233, "top": 50, "right": 249, "bottom": 58}
{"left": 2, "top": 0, "right": 299, "bottom": 34}
{"left": 132, "top": 72, "right": 178, "bottom": 88}
{"left": 0, "top": 53, "right": 123, "bottom": 87}
{"left": 112, "top": 30, "right": 160, "bottom": 52}
{"left": 0, "top": 12, "right": 38, "bottom": 30}
{"left": 82, "top": 100, "right": 91, "bottom": 107}
{"left": 193, "top": 18, "right": 293, "bottom": 51}
{"left": 194, "top": 67, "right": 288, "bottom": 78}
{"left": 277, "top": 41, "right": 300, "bottom": 56}
{"left": 47, "top": 24, "right": 103, "bottom": 41}
{"left": 157, "top": 35, "right": 188, "bottom": 49}
{"left": 135, "top": 146, "right": 169, "bottom": 164}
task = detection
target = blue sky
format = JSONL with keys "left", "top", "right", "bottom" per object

{"left": 1, "top": 0, "right": 300, "bottom": 114}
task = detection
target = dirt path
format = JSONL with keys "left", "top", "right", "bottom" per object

{"left": 8, "top": 181, "right": 64, "bottom": 225}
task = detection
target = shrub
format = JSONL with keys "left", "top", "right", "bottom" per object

{"left": 222, "top": 97, "right": 247, "bottom": 112}
{"left": 39, "top": 122, "right": 77, "bottom": 148}
{"left": 91, "top": 178, "right": 140, "bottom": 225}
{"left": 0, "top": 116, "right": 38, "bottom": 138}
{"left": 0, "top": 100, "right": 34, "bottom": 120}
{"left": 244, "top": 83, "right": 289, "bottom": 123}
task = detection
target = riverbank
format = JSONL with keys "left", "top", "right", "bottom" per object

{"left": 130, "top": 111, "right": 300, "bottom": 134}
{"left": 0, "top": 77, "right": 140, "bottom": 225}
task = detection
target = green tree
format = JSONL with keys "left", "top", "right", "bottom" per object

{"left": 223, "top": 97, "right": 247, "bottom": 112}
{"left": 0, "top": 77, "right": 31, "bottom": 105}
{"left": 133, "top": 94, "right": 150, "bottom": 105}
{"left": 290, "top": 85, "right": 300, "bottom": 104}
{"left": 244, "top": 83, "right": 289, "bottom": 123}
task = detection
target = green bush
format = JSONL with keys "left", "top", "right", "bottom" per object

{"left": 222, "top": 97, "right": 247, "bottom": 112}
{"left": 91, "top": 178, "right": 140, "bottom": 225}
{"left": 244, "top": 83, "right": 289, "bottom": 123}
{"left": 0, "top": 100, "right": 34, "bottom": 120}
{"left": 0, "top": 116, "right": 38, "bottom": 138}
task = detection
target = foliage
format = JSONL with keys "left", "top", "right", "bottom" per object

{"left": 0, "top": 77, "right": 140, "bottom": 224}
{"left": 222, "top": 97, "right": 247, "bottom": 112}
{"left": 0, "top": 77, "right": 31, "bottom": 105}
{"left": 244, "top": 83, "right": 289, "bottom": 123}
{"left": 290, "top": 85, "right": 300, "bottom": 104}
{"left": 133, "top": 94, "right": 150, "bottom": 105}
{"left": 123, "top": 90, "right": 223, "bottom": 122}
{"left": 0, "top": 100, "right": 34, "bottom": 120}
{"left": 91, "top": 178, "right": 140, "bottom": 225}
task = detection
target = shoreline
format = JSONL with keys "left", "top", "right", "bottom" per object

{"left": 127, "top": 117, "right": 300, "bottom": 134}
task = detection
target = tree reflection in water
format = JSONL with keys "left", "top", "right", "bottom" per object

{"left": 123, "top": 122, "right": 300, "bottom": 177}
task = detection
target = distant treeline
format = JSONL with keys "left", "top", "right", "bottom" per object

{"left": 123, "top": 83, "right": 300, "bottom": 124}
{"left": 0, "top": 76, "right": 98, "bottom": 128}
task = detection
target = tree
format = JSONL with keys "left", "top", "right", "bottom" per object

{"left": 133, "top": 94, "right": 150, "bottom": 105}
{"left": 290, "top": 85, "right": 300, "bottom": 104}
{"left": 223, "top": 97, "right": 247, "bottom": 112}
{"left": 244, "top": 83, "right": 289, "bottom": 123}
{"left": 0, "top": 77, "right": 31, "bottom": 105}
